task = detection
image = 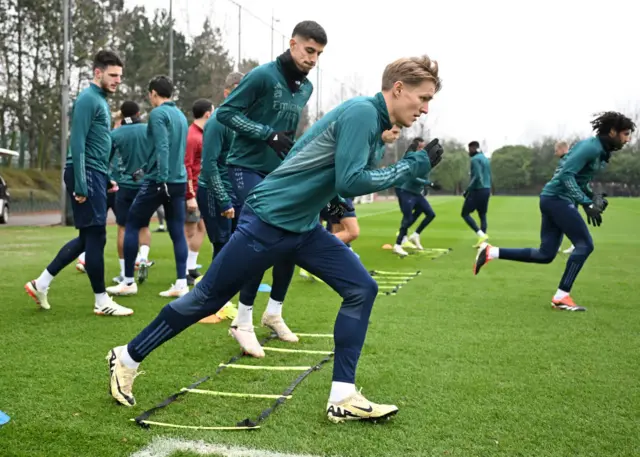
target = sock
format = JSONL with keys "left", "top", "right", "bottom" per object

{"left": 95, "top": 292, "right": 109, "bottom": 306}
{"left": 266, "top": 298, "right": 283, "bottom": 316}
{"left": 175, "top": 278, "right": 187, "bottom": 290}
{"left": 554, "top": 289, "right": 569, "bottom": 300}
{"left": 35, "top": 269, "right": 54, "bottom": 291}
{"left": 124, "top": 276, "right": 135, "bottom": 286}
{"left": 187, "top": 250, "right": 199, "bottom": 270}
{"left": 120, "top": 346, "right": 140, "bottom": 369}
{"left": 135, "top": 253, "right": 141, "bottom": 264}
{"left": 119, "top": 259, "right": 125, "bottom": 277}
{"left": 79, "top": 252, "right": 86, "bottom": 263}
{"left": 477, "top": 230, "right": 486, "bottom": 237}
{"left": 236, "top": 301, "right": 253, "bottom": 327}
{"left": 329, "top": 381, "right": 356, "bottom": 403}
{"left": 489, "top": 247, "right": 500, "bottom": 259}
{"left": 139, "top": 245, "right": 150, "bottom": 260}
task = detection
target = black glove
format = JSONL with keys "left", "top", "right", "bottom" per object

{"left": 325, "top": 197, "right": 354, "bottom": 219}
{"left": 267, "top": 130, "right": 295, "bottom": 159}
{"left": 582, "top": 203, "right": 602, "bottom": 227}
{"left": 463, "top": 190, "right": 469, "bottom": 198}
{"left": 424, "top": 138, "right": 444, "bottom": 168}
{"left": 405, "top": 138, "right": 421, "bottom": 154}
{"left": 428, "top": 182, "right": 442, "bottom": 191}
{"left": 157, "top": 182, "right": 170, "bottom": 200}
{"left": 107, "top": 180, "right": 116, "bottom": 190}
{"left": 132, "top": 168, "right": 145, "bottom": 182}
{"left": 593, "top": 193, "right": 608, "bottom": 212}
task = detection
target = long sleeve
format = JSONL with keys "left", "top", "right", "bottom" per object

{"left": 559, "top": 145, "right": 600, "bottom": 205}
{"left": 69, "top": 96, "right": 95, "bottom": 196}
{"left": 184, "top": 134, "right": 199, "bottom": 199}
{"left": 215, "top": 68, "right": 273, "bottom": 140}
{"left": 202, "top": 121, "right": 232, "bottom": 210}
{"left": 334, "top": 104, "right": 431, "bottom": 198}
{"left": 466, "top": 158, "right": 479, "bottom": 191}
{"left": 149, "top": 110, "right": 170, "bottom": 183}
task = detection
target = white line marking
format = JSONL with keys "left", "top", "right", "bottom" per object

{"left": 131, "top": 437, "right": 335, "bottom": 457}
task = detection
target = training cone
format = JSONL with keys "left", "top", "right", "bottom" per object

{"left": 258, "top": 283, "right": 272, "bottom": 292}
{"left": 0, "top": 411, "right": 10, "bottom": 426}
{"left": 382, "top": 244, "right": 393, "bottom": 250}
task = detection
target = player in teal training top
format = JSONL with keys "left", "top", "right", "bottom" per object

{"left": 25, "top": 50, "right": 132, "bottom": 316}
{"left": 107, "top": 55, "right": 445, "bottom": 424}
{"left": 216, "top": 21, "right": 327, "bottom": 357}
{"left": 461, "top": 140, "right": 492, "bottom": 246}
{"left": 474, "top": 112, "right": 635, "bottom": 312}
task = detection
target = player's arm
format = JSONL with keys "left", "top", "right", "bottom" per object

{"left": 466, "top": 158, "right": 479, "bottom": 191}
{"left": 149, "top": 110, "right": 170, "bottom": 183}
{"left": 184, "top": 133, "right": 198, "bottom": 200}
{"left": 558, "top": 144, "right": 601, "bottom": 205}
{"left": 334, "top": 105, "right": 431, "bottom": 198}
{"left": 202, "top": 122, "right": 232, "bottom": 211}
{"left": 69, "top": 96, "right": 95, "bottom": 197}
{"left": 581, "top": 181, "right": 594, "bottom": 199}
{"left": 215, "top": 69, "right": 273, "bottom": 140}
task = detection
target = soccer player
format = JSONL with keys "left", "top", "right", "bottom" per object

{"left": 106, "top": 54, "right": 444, "bottom": 423}
{"left": 24, "top": 50, "right": 132, "bottom": 316}
{"left": 110, "top": 101, "right": 154, "bottom": 283}
{"left": 461, "top": 140, "right": 492, "bottom": 247}
{"left": 216, "top": 21, "right": 328, "bottom": 357}
{"left": 473, "top": 112, "right": 635, "bottom": 311}
{"left": 184, "top": 99, "right": 213, "bottom": 285}
{"left": 107, "top": 75, "right": 189, "bottom": 298}
{"left": 393, "top": 136, "right": 441, "bottom": 256}
{"left": 198, "top": 73, "right": 242, "bottom": 254}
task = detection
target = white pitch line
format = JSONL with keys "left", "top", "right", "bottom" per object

{"left": 131, "top": 437, "right": 339, "bottom": 457}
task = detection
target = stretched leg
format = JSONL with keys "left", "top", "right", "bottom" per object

{"left": 477, "top": 188, "right": 490, "bottom": 233}
{"left": 394, "top": 191, "right": 417, "bottom": 256}
{"left": 461, "top": 193, "right": 481, "bottom": 233}
{"left": 163, "top": 184, "right": 188, "bottom": 295}
{"left": 294, "top": 226, "right": 398, "bottom": 423}
{"left": 408, "top": 196, "right": 435, "bottom": 250}
{"left": 106, "top": 208, "right": 296, "bottom": 406}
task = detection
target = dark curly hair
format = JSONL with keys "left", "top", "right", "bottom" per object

{"left": 591, "top": 111, "right": 636, "bottom": 136}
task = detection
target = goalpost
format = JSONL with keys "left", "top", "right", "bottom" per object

{"left": 354, "top": 193, "right": 376, "bottom": 204}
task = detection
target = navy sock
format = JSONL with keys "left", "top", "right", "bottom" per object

{"left": 559, "top": 244, "right": 593, "bottom": 292}
{"left": 462, "top": 214, "right": 480, "bottom": 232}
{"left": 82, "top": 226, "right": 107, "bottom": 293}
{"left": 47, "top": 236, "right": 85, "bottom": 276}
{"left": 270, "top": 260, "right": 295, "bottom": 302}
{"left": 123, "top": 223, "right": 140, "bottom": 279}
{"left": 396, "top": 226, "right": 408, "bottom": 245}
{"left": 167, "top": 216, "right": 188, "bottom": 280}
{"left": 127, "top": 303, "right": 198, "bottom": 362}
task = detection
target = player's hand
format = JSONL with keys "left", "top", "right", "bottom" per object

{"left": 267, "top": 130, "right": 295, "bottom": 159}
{"left": 582, "top": 203, "right": 603, "bottom": 227}
{"left": 326, "top": 197, "right": 354, "bottom": 218}
{"left": 424, "top": 138, "right": 444, "bottom": 168}
{"left": 157, "top": 182, "right": 170, "bottom": 200}
{"left": 429, "top": 182, "right": 442, "bottom": 191}
{"left": 74, "top": 193, "right": 87, "bottom": 204}
{"left": 593, "top": 193, "right": 608, "bottom": 212}
{"left": 222, "top": 207, "right": 235, "bottom": 219}
{"left": 463, "top": 190, "right": 469, "bottom": 198}
{"left": 132, "top": 168, "right": 145, "bottom": 182}
{"left": 107, "top": 180, "right": 119, "bottom": 193}
{"left": 186, "top": 198, "right": 198, "bottom": 212}
{"left": 404, "top": 138, "right": 422, "bottom": 154}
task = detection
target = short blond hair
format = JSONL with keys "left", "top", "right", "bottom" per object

{"left": 555, "top": 141, "right": 569, "bottom": 150}
{"left": 224, "top": 71, "right": 244, "bottom": 89}
{"left": 381, "top": 55, "right": 441, "bottom": 92}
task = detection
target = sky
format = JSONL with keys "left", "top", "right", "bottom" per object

{"left": 126, "top": 0, "right": 640, "bottom": 154}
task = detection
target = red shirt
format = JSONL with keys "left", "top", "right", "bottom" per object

{"left": 185, "top": 122, "right": 203, "bottom": 199}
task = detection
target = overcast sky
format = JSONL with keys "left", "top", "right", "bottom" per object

{"left": 127, "top": 0, "right": 640, "bottom": 154}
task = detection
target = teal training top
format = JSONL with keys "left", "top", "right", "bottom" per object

{"left": 65, "top": 83, "right": 112, "bottom": 196}
{"left": 541, "top": 137, "right": 608, "bottom": 205}
{"left": 110, "top": 123, "right": 149, "bottom": 189}
{"left": 246, "top": 92, "right": 432, "bottom": 233}
{"left": 466, "top": 152, "right": 492, "bottom": 191}
{"left": 216, "top": 60, "right": 313, "bottom": 175}
{"left": 145, "top": 101, "right": 188, "bottom": 184}
{"left": 198, "top": 110, "right": 235, "bottom": 210}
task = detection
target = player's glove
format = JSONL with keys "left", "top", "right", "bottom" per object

{"left": 132, "top": 168, "right": 145, "bottom": 182}
{"left": 267, "top": 130, "right": 295, "bottom": 159}
{"left": 157, "top": 182, "right": 170, "bottom": 200}
{"left": 463, "top": 190, "right": 469, "bottom": 198}
{"left": 582, "top": 203, "right": 602, "bottom": 227}
{"left": 405, "top": 138, "right": 422, "bottom": 154}
{"left": 593, "top": 192, "right": 608, "bottom": 212}
{"left": 428, "top": 182, "right": 442, "bottom": 191}
{"left": 325, "top": 197, "right": 354, "bottom": 218}
{"left": 424, "top": 138, "right": 444, "bottom": 168}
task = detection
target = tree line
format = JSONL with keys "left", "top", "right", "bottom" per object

{"left": 1, "top": 0, "right": 638, "bottom": 197}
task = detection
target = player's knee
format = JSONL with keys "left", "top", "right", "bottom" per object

{"left": 428, "top": 211, "right": 436, "bottom": 220}
{"left": 347, "top": 225, "right": 360, "bottom": 242}
{"left": 574, "top": 239, "right": 594, "bottom": 256}
{"left": 533, "top": 248, "right": 556, "bottom": 264}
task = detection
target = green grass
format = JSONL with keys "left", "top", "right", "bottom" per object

{"left": 1, "top": 196, "right": 639, "bottom": 457}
